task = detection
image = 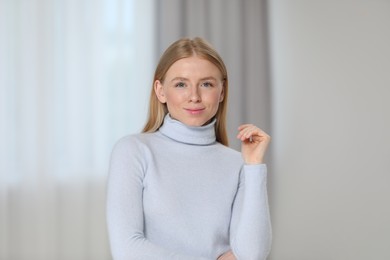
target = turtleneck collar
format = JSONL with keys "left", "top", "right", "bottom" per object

{"left": 158, "top": 114, "right": 216, "bottom": 145}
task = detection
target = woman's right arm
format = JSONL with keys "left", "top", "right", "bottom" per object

{"left": 106, "top": 137, "right": 209, "bottom": 260}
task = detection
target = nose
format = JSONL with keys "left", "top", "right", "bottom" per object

{"left": 188, "top": 86, "right": 201, "bottom": 102}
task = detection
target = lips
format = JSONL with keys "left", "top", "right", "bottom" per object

{"left": 184, "top": 108, "right": 205, "bottom": 114}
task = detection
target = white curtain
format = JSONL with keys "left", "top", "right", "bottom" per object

{"left": 0, "top": 0, "right": 155, "bottom": 259}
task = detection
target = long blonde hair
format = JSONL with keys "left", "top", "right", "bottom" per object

{"left": 142, "top": 37, "right": 229, "bottom": 146}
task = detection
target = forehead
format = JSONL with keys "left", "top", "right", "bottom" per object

{"left": 165, "top": 56, "right": 222, "bottom": 79}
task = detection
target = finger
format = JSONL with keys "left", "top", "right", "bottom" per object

{"left": 237, "top": 125, "right": 258, "bottom": 140}
{"left": 237, "top": 126, "right": 255, "bottom": 139}
{"left": 237, "top": 124, "right": 270, "bottom": 143}
{"left": 238, "top": 125, "right": 260, "bottom": 139}
{"left": 237, "top": 127, "right": 250, "bottom": 140}
{"left": 237, "top": 124, "right": 256, "bottom": 136}
{"left": 240, "top": 128, "right": 270, "bottom": 143}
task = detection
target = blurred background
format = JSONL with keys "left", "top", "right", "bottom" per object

{"left": 0, "top": 0, "right": 389, "bottom": 259}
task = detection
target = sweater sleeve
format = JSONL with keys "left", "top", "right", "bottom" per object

{"left": 106, "top": 137, "right": 210, "bottom": 260}
{"left": 229, "top": 164, "right": 272, "bottom": 260}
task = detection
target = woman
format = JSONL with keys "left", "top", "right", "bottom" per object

{"left": 106, "top": 37, "right": 272, "bottom": 260}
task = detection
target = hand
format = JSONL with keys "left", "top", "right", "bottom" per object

{"left": 217, "top": 250, "right": 236, "bottom": 260}
{"left": 237, "top": 124, "right": 271, "bottom": 164}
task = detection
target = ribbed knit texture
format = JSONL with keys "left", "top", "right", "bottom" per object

{"left": 106, "top": 114, "right": 272, "bottom": 260}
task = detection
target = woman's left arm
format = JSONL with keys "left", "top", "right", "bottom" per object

{"left": 229, "top": 125, "right": 272, "bottom": 260}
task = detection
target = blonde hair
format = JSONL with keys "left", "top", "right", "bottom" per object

{"left": 142, "top": 37, "right": 229, "bottom": 146}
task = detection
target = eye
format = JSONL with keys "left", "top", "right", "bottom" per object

{"left": 175, "top": 82, "right": 186, "bottom": 88}
{"left": 201, "top": 82, "right": 213, "bottom": 88}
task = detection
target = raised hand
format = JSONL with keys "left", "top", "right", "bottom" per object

{"left": 237, "top": 124, "right": 271, "bottom": 164}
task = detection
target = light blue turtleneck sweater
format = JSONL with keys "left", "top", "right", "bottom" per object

{"left": 106, "top": 115, "right": 272, "bottom": 260}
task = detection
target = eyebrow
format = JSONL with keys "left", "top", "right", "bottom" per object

{"left": 170, "top": 77, "right": 188, "bottom": 82}
{"left": 170, "top": 76, "right": 218, "bottom": 82}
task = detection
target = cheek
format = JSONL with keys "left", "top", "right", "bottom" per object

{"left": 165, "top": 92, "right": 184, "bottom": 106}
{"left": 208, "top": 91, "right": 224, "bottom": 104}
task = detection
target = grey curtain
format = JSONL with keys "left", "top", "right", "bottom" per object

{"left": 154, "top": 0, "right": 271, "bottom": 150}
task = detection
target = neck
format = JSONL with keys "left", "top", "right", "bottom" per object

{"left": 158, "top": 114, "right": 216, "bottom": 145}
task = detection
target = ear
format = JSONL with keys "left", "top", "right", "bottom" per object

{"left": 154, "top": 80, "right": 167, "bottom": 103}
{"left": 219, "top": 83, "right": 225, "bottom": 102}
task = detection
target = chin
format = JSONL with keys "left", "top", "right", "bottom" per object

{"left": 173, "top": 114, "right": 214, "bottom": 127}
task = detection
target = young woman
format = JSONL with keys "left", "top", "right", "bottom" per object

{"left": 106, "top": 37, "right": 272, "bottom": 260}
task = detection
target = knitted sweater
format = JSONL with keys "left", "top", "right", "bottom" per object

{"left": 106, "top": 115, "right": 272, "bottom": 260}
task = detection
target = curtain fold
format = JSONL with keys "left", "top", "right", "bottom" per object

{"left": 0, "top": 0, "right": 155, "bottom": 259}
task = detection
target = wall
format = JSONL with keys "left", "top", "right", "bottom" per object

{"left": 268, "top": 1, "right": 390, "bottom": 259}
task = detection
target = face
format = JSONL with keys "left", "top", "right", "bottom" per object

{"left": 154, "top": 56, "right": 224, "bottom": 126}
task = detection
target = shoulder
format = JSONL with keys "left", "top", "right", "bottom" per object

{"left": 111, "top": 132, "right": 157, "bottom": 157}
{"left": 216, "top": 142, "right": 241, "bottom": 156}
{"left": 109, "top": 133, "right": 160, "bottom": 174}
{"left": 214, "top": 142, "right": 244, "bottom": 165}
